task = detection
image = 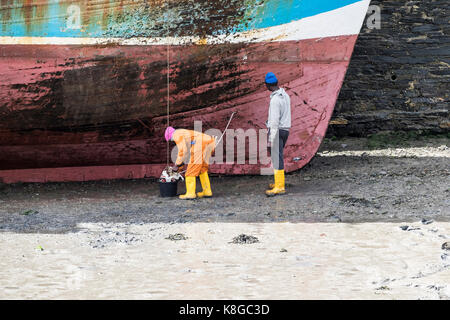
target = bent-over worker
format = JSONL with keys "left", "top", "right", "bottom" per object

{"left": 165, "top": 127, "right": 216, "bottom": 200}
{"left": 265, "top": 72, "right": 291, "bottom": 196}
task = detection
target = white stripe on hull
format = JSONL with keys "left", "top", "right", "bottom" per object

{"left": 0, "top": 0, "right": 370, "bottom": 46}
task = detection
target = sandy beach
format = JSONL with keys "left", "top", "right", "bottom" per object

{"left": 0, "top": 135, "right": 449, "bottom": 299}
{"left": 1, "top": 222, "right": 449, "bottom": 300}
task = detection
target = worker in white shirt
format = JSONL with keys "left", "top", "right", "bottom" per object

{"left": 264, "top": 72, "right": 291, "bottom": 196}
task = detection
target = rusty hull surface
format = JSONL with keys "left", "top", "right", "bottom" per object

{"left": 0, "top": 0, "right": 360, "bottom": 183}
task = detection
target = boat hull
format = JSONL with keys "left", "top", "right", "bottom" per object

{"left": 0, "top": 0, "right": 369, "bottom": 183}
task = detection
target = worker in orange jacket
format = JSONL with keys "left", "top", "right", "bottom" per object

{"left": 165, "top": 127, "right": 216, "bottom": 200}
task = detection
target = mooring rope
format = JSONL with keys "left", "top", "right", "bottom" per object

{"left": 166, "top": 0, "right": 171, "bottom": 167}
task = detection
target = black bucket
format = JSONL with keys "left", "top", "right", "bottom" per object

{"left": 159, "top": 181, "right": 178, "bottom": 197}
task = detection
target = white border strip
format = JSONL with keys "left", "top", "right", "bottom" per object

{"left": 0, "top": 0, "right": 370, "bottom": 46}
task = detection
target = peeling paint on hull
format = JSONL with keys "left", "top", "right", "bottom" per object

{"left": 0, "top": 0, "right": 370, "bottom": 183}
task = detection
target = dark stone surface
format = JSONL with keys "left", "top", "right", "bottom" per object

{"left": 330, "top": 0, "right": 449, "bottom": 137}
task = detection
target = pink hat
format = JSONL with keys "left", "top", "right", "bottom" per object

{"left": 164, "top": 127, "right": 175, "bottom": 141}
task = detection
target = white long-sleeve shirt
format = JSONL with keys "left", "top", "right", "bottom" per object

{"left": 266, "top": 88, "right": 291, "bottom": 143}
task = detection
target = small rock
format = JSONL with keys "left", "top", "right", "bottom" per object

{"left": 375, "top": 286, "right": 391, "bottom": 291}
{"left": 400, "top": 225, "right": 420, "bottom": 231}
{"left": 231, "top": 234, "right": 259, "bottom": 244}
{"left": 165, "top": 233, "right": 188, "bottom": 241}
{"left": 20, "top": 209, "right": 38, "bottom": 216}
{"left": 421, "top": 218, "right": 434, "bottom": 225}
{"left": 442, "top": 242, "right": 450, "bottom": 251}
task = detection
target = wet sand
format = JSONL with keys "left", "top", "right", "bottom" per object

{"left": 0, "top": 136, "right": 449, "bottom": 299}
{"left": 1, "top": 222, "right": 449, "bottom": 299}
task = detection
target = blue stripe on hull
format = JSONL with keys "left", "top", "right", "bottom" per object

{"left": 0, "top": 0, "right": 363, "bottom": 38}
{"left": 246, "top": 0, "right": 362, "bottom": 32}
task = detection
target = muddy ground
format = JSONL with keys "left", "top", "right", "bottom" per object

{"left": 0, "top": 134, "right": 449, "bottom": 300}
{"left": 0, "top": 135, "right": 448, "bottom": 233}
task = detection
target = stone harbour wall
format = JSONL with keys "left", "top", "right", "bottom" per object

{"left": 330, "top": 0, "right": 449, "bottom": 137}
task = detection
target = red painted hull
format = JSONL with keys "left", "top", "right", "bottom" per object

{"left": 0, "top": 35, "right": 357, "bottom": 183}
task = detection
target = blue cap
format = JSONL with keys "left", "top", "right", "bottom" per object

{"left": 265, "top": 72, "right": 278, "bottom": 84}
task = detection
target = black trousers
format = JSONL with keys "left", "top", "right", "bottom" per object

{"left": 270, "top": 129, "right": 289, "bottom": 170}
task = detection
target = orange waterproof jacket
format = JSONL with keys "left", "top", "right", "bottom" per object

{"left": 172, "top": 129, "right": 216, "bottom": 166}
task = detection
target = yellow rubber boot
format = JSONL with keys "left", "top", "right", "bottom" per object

{"left": 197, "top": 172, "right": 213, "bottom": 198}
{"left": 267, "top": 170, "right": 278, "bottom": 190}
{"left": 179, "top": 176, "right": 197, "bottom": 200}
{"left": 266, "top": 170, "right": 286, "bottom": 196}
